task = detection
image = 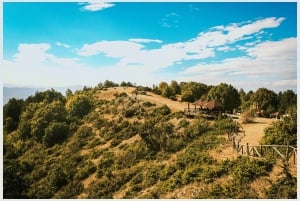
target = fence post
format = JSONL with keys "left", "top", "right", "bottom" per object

{"left": 293, "top": 149, "right": 296, "bottom": 164}
{"left": 246, "top": 143, "right": 249, "bottom": 155}
{"left": 260, "top": 145, "right": 263, "bottom": 156}
{"left": 285, "top": 143, "right": 289, "bottom": 162}
{"left": 232, "top": 136, "right": 236, "bottom": 149}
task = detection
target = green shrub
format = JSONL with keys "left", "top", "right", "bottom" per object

{"left": 266, "top": 172, "right": 297, "bottom": 198}
{"left": 124, "top": 108, "right": 137, "bottom": 118}
{"left": 143, "top": 101, "right": 155, "bottom": 107}
{"left": 74, "top": 160, "right": 96, "bottom": 180}
{"left": 54, "top": 181, "right": 84, "bottom": 198}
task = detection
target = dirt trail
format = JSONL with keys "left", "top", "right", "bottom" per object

{"left": 237, "top": 117, "right": 276, "bottom": 145}
{"left": 96, "top": 87, "right": 189, "bottom": 112}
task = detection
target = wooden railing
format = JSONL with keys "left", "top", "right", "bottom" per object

{"left": 229, "top": 135, "right": 297, "bottom": 164}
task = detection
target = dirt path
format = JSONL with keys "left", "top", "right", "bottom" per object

{"left": 96, "top": 87, "right": 189, "bottom": 112}
{"left": 238, "top": 117, "right": 276, "bottom": 145}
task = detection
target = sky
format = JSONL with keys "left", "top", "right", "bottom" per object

{"left": 2, "top": 1, "right": 298, "bottom": 92}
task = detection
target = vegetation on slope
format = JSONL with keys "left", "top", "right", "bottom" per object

{"left": 3, "top": 81, "right": 297, "bottom": 199}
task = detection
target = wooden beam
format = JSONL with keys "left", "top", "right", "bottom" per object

{"left": 272, "top": 147, "right": 286, "bottom": 160}
{"left": 252, "top": 147, "right": 261, "bottom": 157}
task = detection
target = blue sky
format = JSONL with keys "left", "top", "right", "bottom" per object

{"left": 3, "top": 1, "right": 298, "bottom": 92}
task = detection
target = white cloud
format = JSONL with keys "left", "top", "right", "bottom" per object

{"left": 3, "top": 43, "right": 94, "bottom": 87}
{"left": 272, "top": 79, "right": 297, "bottom": 87}
{"left": 76, "top": 17, "right": 285, "bottom": 72}
{"left": 80, "top": 1, "right": 115, "bottom": 12}
{"left": 128, "top": 38, "right": 163, "bottom": 43}
{"left": 3, "top": 42, "right": 165, "bottom": 87}
{"left": 78, "top": 41, "right": 144, "bottom": 57}
{"left": 13, "top": 43, "right": 52, "bottom": 64}
{"left": 160, "top": 12, "right": 180, "bottom": 28}
{"left": 193, "top": 17, "right": 284, "bottom": 48}
{"left": 4, "top": 17, "right": 294, "bottom": 91}
{"left": 56, "top": 42, "right": 71, "bottom": 48}
{"left": 180, "top": 37, "right": 297, "bottom": 91}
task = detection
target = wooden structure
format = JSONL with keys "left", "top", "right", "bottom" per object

{"left": 228, "top": 126, "right": 297, "bottom": 164}
{"left": 184, "top": 99, "right": 224, "bottom": 118}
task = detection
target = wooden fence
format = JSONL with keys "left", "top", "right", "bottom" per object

{"left": 229, "top": 135, "right": 297, "bottom": 164}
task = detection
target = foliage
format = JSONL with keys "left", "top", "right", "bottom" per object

{"left": 265, "top": 164, "right": 297, "bottom": 199}
{"left": 183, "top": 117, "right": 210, "bottom": 138}
{"left": 25, "top": 88, "right": 66, "bottom": 105}
{"left": 3, "top": 98, "right": 24, "bottom": 133}
{"left": 221, "top": 156, "right": 273, "bottom": 183}
{"left": 180, "top": 81, "right": 209, "bottom": 102}
{"left": 54, "top": 181, "right": 84, "bottom": 199}
{"left": 277, "top": 90, "right": 297, "bottom": 114}
{"left": 251, "top": 88, "right": 278, "bottom": 112}
{"left": 3, "top": 159, "right": 28, "bottom": 198}
{"left": 261, "top": 105, "right": 297, "bottom": 145}
{"left": 207, "top": 83, "right": 241, "bottom": 112}
{"left": 104, "top": 80, "right": 119, "bottom": 88}
{"left": 66, "top": 94, "right": 93, "bottom": 118}
{"left": 157, "top": 81, "right": 174, "bottom": 98}
{"left": 43, "top": 122, "right": 69, "bottom": 147}
{"left": 3, "top": 82, "right": 296, "bottom": 199}
{"left": 214, "top": 116, "right": 237, "bottom": 133}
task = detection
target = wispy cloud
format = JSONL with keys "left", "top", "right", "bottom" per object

{"left": 160, "top": 12, "right": 180, "bottom": 28}
{"left": 128, "top": 38, "right": 163, "bottom": 43}
{"left": 77, "top": 17, "right": 286, "bottom": 71}
{"left": 180, "top": 37, "right": 296, "bottom": 91}
{"left": 80, "top": 1, "right": 115, "bottom": 12}
{"left": 56, "top": 42, "right": 71, "bottom": 48}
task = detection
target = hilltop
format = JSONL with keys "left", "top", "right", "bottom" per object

{"left": 3, "top": 84, "right": 297, "bottom": 199}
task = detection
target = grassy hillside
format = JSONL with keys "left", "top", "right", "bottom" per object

{"left": 3, "top": 86, "right": 297, "bottom": 199}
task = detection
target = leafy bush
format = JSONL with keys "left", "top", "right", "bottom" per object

{"left": 143, "top": 101, "right": 156, "bottom": 107}
{"left": 66, "top": 94, "right": 93, "bottom": 118}
{"left": 54, "top": 181, "right": 84, "bottom": 198}
{"left": 43, "top": 122, "right": 69, "bottom": 147}
{"left": 124, "top": 108, "right": 138, "bottom": 118}
{"left": 74, "top": 160, "right": 96, "bottom": 180}
{"left": 261, "top": 105, "right": 296, "bottom": 145}
{"left": 184, "top": 118, "right": 210, "bottom": 138}
{"left": 221, "top": 156, "right": 273, "bottom": 183}
{"left": 153, "top": 104, "right": 171, "bottom": 116}
{"left": 266, "top": 169, "right": 297, "bottom": 198}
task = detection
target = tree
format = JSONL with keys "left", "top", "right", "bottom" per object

{"left": 25, "top": 89, "right": 65, "bottom": 105}
{"left": 180, "top": 82, "right": 209, "bottom": 102}
{"left": 277, "top": 90, "right": 297, "bottom": 114}
{"left": 3, "top": 159, "right": 27, "bottom": 198}
{"left": 158, "top": 81, "right": 174, "bottom": 98}
{"left": 3, "top": 98, "right": 24, "bottom": 132}
{"left": 262, "top": 105, "right": 296, "bottom": 145}
{"left": 207, "top": 83, "right": 241, "bottom": 112}
{"left": 18, "top": 102, "right": 41, "bottom": 139}
{"left": 104, "top": 80, "right": 119, "bottom": 88}
{"left": 170, "top": 80, "right": 181, "bottom": 95}
{"left": 65, "top": 89, "right": 73, "bottom": 99}
{"left": 251, "top": 88, "right": 278, "bottom": 113}
{"left": 43, "top": 122, "right": 69, "bottom": 147}
{"left": 181, "top": 89, "right": 194, "bottom": 102}
{"left": 66, "top": 94, "right": 93, "bottom": 118}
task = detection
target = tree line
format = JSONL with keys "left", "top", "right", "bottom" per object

{"left": 153, "top": 80, "right": 296, "bottom": 115}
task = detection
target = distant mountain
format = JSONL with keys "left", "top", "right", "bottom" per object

{"left": 3, "top": 85, "right": 83, "bottom": 105}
